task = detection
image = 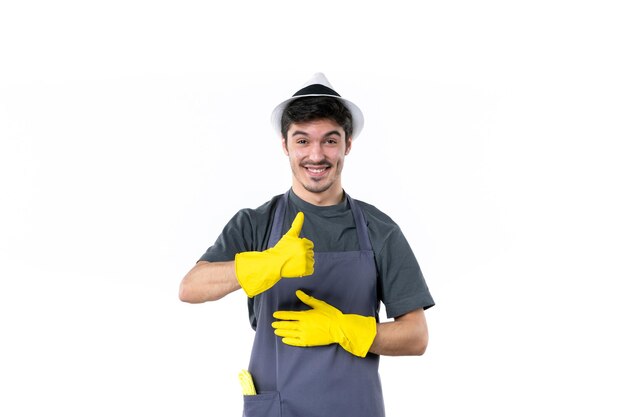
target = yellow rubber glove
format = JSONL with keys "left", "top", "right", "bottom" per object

{"left": 235, "top": 212, "right": 314, "bottom": 297}
{"left": 238, "top": 369, "right": 257, "bottom": 396}
{"left": 272, "top": 290, "right": 377, "bottom": 358}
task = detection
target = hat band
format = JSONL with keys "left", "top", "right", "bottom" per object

{"left": 292, "top": 84, "right": 341, "bottom": 97}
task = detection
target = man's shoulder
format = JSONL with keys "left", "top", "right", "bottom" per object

{"left": 232, "top": 193, "right": 283, "bottom": 224}
{"left": 352, "top": 197, "right": 399, "bottom": 229}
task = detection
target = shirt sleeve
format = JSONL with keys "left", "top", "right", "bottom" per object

{"left": 197, "top": 209, "right": 256, "bottom": 263}
{"left": 197, "top": 196, "right": 278, "bottom": 263}
{"left": 374, "top": 223, "right": 435, "bottom": 319}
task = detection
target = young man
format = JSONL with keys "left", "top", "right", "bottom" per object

{"left": 179, "top": 73, "right": 435, "bottom": 417}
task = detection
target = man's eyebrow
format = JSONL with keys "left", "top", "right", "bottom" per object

{"left": 291, "top": 130, "right": 310, "bottom": 136}
{"left": 290, "top": 130, "right": 342, "bottom": 137}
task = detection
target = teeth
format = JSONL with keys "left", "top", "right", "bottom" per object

{"left": 308, "top": 167, "right": 326, "bottom": 173}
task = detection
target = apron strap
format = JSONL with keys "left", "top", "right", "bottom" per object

{"left": 268, "top": 191, "right": 289, "bottom": 247}
{"left": 346, "top": 194, "right": 373, "bottom": 252}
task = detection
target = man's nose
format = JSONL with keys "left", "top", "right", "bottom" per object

{"left": 308, "top": 142, "right": 324, "bottom": 162}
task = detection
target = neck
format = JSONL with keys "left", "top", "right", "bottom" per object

{"left": 291, "top": 183, "right": 344, "bottom": 206}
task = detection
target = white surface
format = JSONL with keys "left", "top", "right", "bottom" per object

{"left": 1, "top": 1, "right": 625, "bottom": 416}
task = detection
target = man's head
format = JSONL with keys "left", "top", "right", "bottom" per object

{"left": 270, "top": 72, "right": 364, "bottom": 141}
{"left": 271, "top": 73, "right": 363, "bottom": 205}
{"left": 280, "top": 96, "right": 353, "bottom": 143}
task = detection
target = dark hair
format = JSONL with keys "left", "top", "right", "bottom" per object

{"left": 281, "top": 96, "right": 353, "bottom": 140}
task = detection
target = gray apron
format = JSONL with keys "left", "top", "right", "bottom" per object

{"left": 243, "top": 191, "right": 385, "bottom": 417}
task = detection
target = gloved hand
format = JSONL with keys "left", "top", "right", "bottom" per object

{"left": 272, "top": 290, "right": 377, "bottom": 358}
{"left": 235, "top": 212, "right": 314, "bottom": 297}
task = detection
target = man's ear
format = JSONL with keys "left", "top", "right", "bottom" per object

{"left": 282, "top": 137, "right": 289, "bottom": 155}
{"left": 345, "top": 137, "right": 353, "bottom": 155}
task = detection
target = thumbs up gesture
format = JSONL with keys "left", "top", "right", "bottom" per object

{"left": 273, "top": 212, "right": 315, "bottom": 277}
{"left": 235, "top": 212, "right": 315, "bottom": 297}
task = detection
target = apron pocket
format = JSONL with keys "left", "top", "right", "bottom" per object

{"left": 242, "top": 391, "right": 281, "bottom": 417}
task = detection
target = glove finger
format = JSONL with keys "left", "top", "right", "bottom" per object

{"left": 273, "top": 310, "right": 303, "bottom": 321}
{"left": 273, "top": 328, "right": 300, "bottom": 338}
{"left": 271, "top": 320, "right": 300, "bottom": 330}
{"left": 306, "top": 252, "right": 315, "bottom": 275}
{"left": 286, "top": 212, "right": 304, "bottom": 237}
{"left": 280, "top": 337, "right": 306, "bottom": 347}
{"left": 295, "top": 290, "right": 329, "bottom": 310}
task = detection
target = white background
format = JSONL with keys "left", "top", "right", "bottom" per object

{"left": 1, "top": 1, "right": 625, "bottom": 416}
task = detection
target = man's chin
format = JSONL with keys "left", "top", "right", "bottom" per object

{"left": 303, "top": 182, "right": 332, "bottom": 194}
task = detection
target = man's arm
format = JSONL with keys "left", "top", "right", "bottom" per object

{"left": 179, "top": 261, "right": 241, "bottom": 303}
{"left": 272, "top": 292, "right": 429, "bottom": 358}
{"left": 180, "top": 212, "right": 314, "bottom": 302}
{"left": 369, "top": 308, "right": 429, "bottom": 356}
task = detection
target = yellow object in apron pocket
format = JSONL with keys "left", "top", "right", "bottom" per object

{"left": 238, "top": 369, "right": 257, "bottom": 396}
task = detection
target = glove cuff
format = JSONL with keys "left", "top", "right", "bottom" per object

{"left": 234, "top": 251, "right": 280, "bottom": 297}
{"left": 340, "top": 315, "right": 377, "bottom": 358}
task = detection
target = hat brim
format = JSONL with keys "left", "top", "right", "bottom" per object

{"left": 270, "top": 94, "right": 364, "bottom": 140}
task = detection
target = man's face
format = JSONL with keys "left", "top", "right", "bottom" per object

{"left": 282, "top": 118, "right": 352, "bottom": 203}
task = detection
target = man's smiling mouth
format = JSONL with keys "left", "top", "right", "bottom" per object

{"left": 304, "top": 165, "right": 331, "bottom": 176}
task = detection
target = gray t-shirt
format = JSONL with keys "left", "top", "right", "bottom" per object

{"left": 199, "top": 189, "right": 435, "bottom": 323}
